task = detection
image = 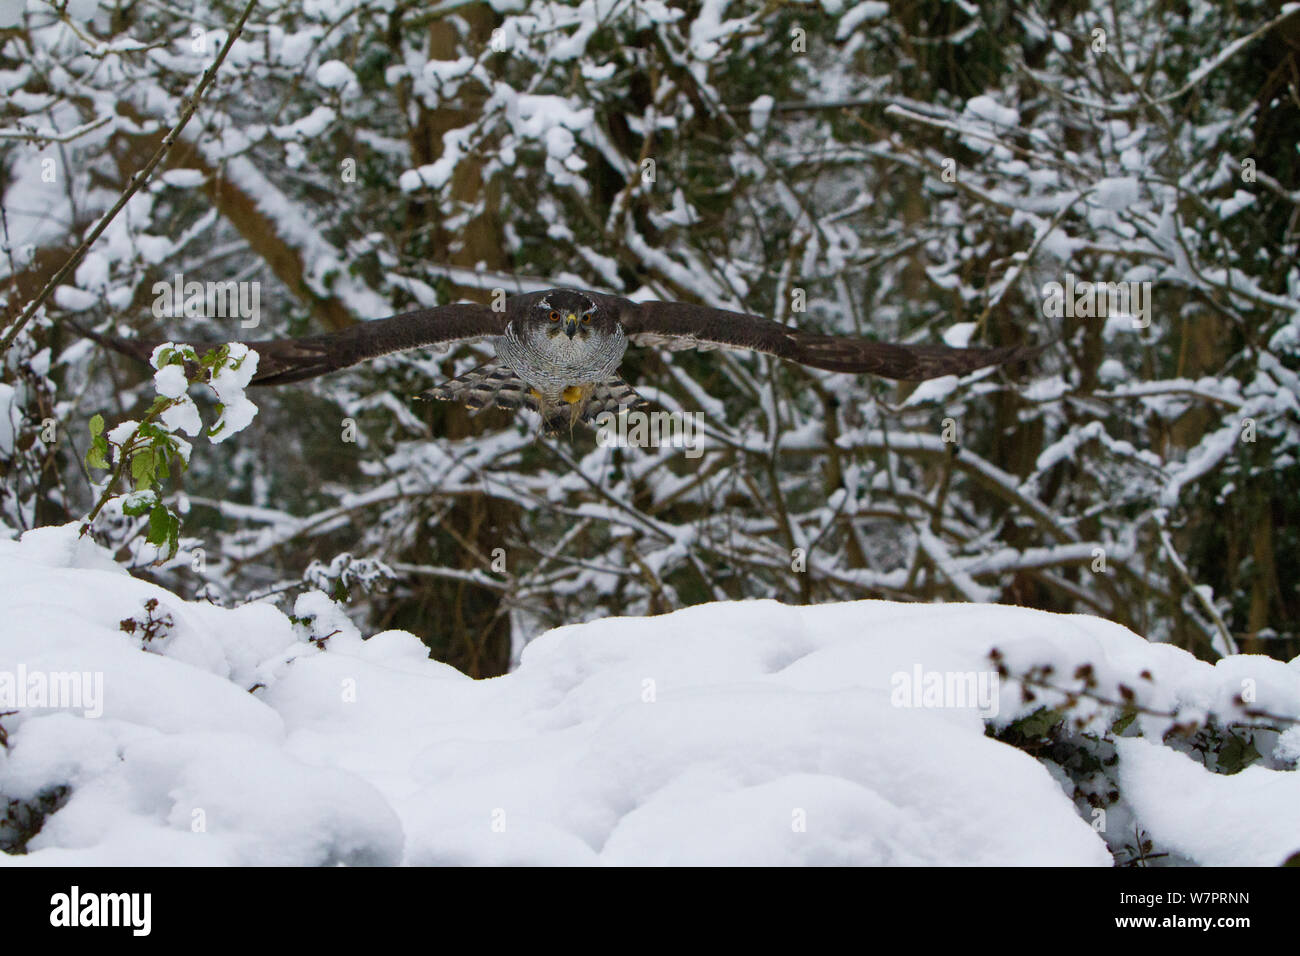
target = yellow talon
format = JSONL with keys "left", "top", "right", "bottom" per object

{"left": 561, "top": 385, "right": 583, "bottom": 404}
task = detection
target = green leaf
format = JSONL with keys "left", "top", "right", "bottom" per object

{"left": 1011, "top": 707, "right": 1061, "bottom": 740}
{"left": 144, "top": 397, "right": 171, "bottom": 418}
{"left": 165, "top": 513, "right": 181, "bottom": 561}
{"left": 201, "top": 344, "right": 230, "bottom": 367}
{"left": 147, "top": 504, "right": 169, "bottom": 545}
{"left": 85, "top": 437, "right": 109, "bottom": 471}
{"left": 121, "top": 492, "right": 155, "bottom": 517}
{"left": 1217, "top": 732, "right": 1262, "bottom": 775}
{"left": 1111, "top": 709, "right": 1137, "bottom": 735}
{"left": 131, "top": 451, "right": 154, "bottom": 490}
{"left": 88, "top": 414, "right": 104, "bottom": 438}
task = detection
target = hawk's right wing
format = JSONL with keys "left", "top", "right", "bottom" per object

{"left": 73, "top": 303, "right": 508, "bottom": 386}
{"left": 617, "top": 299, "right": 1042, "bottom": 381}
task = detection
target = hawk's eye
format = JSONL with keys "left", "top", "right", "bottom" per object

{"left": 548, "top": 310, "right": 560, "bottom": 322}
{"left": 582, "top": 314, "right": 592, "bottom": 324}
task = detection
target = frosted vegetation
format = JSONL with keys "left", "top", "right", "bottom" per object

{"left": 1, "top": 0, "right": 1298, "bottom": 864}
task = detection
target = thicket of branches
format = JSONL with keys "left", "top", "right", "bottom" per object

{"left": 2, "top": 0, "right": 1297, "bottom": 676}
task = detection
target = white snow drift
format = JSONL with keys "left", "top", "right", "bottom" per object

{"left": 1, "top": 525, "right": 1297, "bottom": 866}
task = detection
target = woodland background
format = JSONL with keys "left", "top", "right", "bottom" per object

{"left": 2, "top": 0, "right": 1298, "bottom": 677}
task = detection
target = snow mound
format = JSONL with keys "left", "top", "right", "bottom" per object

{"left": 1116, "top": 738, "right": 1300, "bottom": 867}
{"left": 1, "top": 524, "right": 1296, "bottom": 866}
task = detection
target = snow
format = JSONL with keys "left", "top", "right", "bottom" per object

{"left": 105, "top": 420, "right": 139, "bottom": 449}
{"left": 207, "top": 344, "right": 259, "bottom": 442}
{"left": 151, "top": 364, "right": 189, "bottom": 400}
{"left": 941, "top": 322, "right": 976, "bottom": 348}
{"left": 1094, "top": 176, "right": 1140, "bottom": 211}
{"left": 1218, "top": 189, "right": 1256, "bottom": 219}
{"left": 152, "top": 361, "right": 202, "bottom": 438}
{"left": 65, "top": 0, "right": 100, "bottom": 23}
{"left": 315, "top": 60, "right": 358, "bottom": 94}
{"left": 74, "top": 252, "right": 110, "bottom": 292}
{"left": 1159, "top": 420, "right": 1242, "bottom": 507}
{"left": 1117, "top": 738, "right": 1300, "bottom": 867}
{"left": 0, "top": 0, "right": 21, "bottom": 29}
{"left": 835, "top": 1, "right": 889, "bottom": 39}
{"left": 901, "top": 375, "right": 958, "bottom": 407}
{"left": 964, "top": 95, "right": 1019, "bottom": 128}
{"left": 271, "top": 106, "right": 336, "bottom": 141}
{"left": 159, "top": 398, "right": 202, "bottom": 439}
{"left": 2, "top": 526, "right": 1296, "bottom": 866}
{"left": 0, "top": 383, "right": 16, "bottom": 457}
{"left": 159, "top": 169, "right": 206, "bottom": 188}
{"left": 53, "top": 286, "right": 97, "bottom": 312}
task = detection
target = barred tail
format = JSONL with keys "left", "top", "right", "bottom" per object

{"left": 421, "top": 366, "right": 648, "bottom": 435}
{"left": 419, "top": 363, "right": 537, "bottom": 412}
{"left": 540, "top": 377, "right": 647, "bottom": 435}
{"left": 581, "top": 376, "right": 648, "bottom": 424}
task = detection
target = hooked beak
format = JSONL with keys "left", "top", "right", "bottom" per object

{"left": 563, "top": 313, "right": 580, "bottom": 338}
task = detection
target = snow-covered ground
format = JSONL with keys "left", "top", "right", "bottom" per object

{"left": 1, "top": 525, "right": 1297, "bottom": 866}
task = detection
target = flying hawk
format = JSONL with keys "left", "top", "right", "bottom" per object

{"left": 76, "top": 288, "right": 1041, "bottom": 433}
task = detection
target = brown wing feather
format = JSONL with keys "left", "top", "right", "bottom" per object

{"left": 72, "top": 304, "right": 507, "bottom": 386}
{"left": 618, "top": 300, "right": 1042, "bottom": 381}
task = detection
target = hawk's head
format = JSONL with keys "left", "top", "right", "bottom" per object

{"left": 534, "top": 289, "right": 610, "bottom": 341}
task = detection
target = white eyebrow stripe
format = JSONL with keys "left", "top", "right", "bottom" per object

{"left": 536, "top": 290, "right": 597, "bottom": 314}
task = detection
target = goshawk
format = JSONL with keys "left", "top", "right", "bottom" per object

{"left": 78, "top": 288, "right": 1042, "bottom": 433}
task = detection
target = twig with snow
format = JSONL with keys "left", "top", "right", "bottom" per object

{"left": 0, "top": 0, "right": 259, "bottom": 353}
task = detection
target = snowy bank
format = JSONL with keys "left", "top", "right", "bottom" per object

{"left": 1, "top": 525, "right": 1297, "bottom": 866}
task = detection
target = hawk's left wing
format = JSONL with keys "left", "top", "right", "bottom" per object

{"left": 616, "top": 299, "right": 1041, "bottom": 381}
{"left": 73, "top": 303, "right": 507, "bottom": 386}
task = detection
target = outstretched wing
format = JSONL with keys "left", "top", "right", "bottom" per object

{"left": 617, "top": 300, "right": 1041, "bottom": 381}
{"left": 74, "top": 303, "right": 508, "bottom": 386}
